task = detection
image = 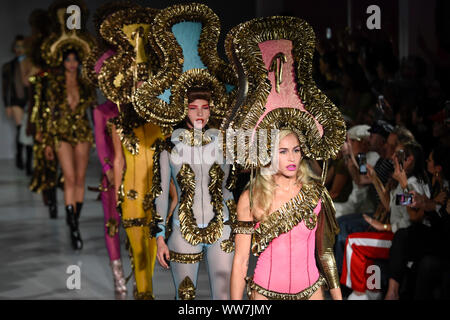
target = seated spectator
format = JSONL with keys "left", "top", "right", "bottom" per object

{"left": 341, "top": 141, "right": 430, "bottom": 300}
{"left": 335, "top": 125, "right": 380, "bottom": 218}
{"left": 384, "top": 145, "right": 450, "bottom": 300}
{"left": 334, "top": 125, "right": 413, "bottom": 275}
{"left": 326, "top": 151, "right": 353, "bottom": 203}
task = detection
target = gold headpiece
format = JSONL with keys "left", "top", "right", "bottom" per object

{"left": 41, "top": 7, "right": 95, "bottom": 68}
{"left": 223, "top": 16, "right": 346, "bottom": 167}
{"left": 97, "top": 6, "right": 159, "bottom": 105}
{"left": 133, "top": 3, "right": 237, "bottom": 132}
{"left": 82, "top": 1, "right": 135, "bottom": 87}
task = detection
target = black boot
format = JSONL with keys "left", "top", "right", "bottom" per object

{"left": 48, "top": 188, "right": 58, "bottom": 219}
{"left": 25, "top": 146, "right": 33, "bottom": 176}
{"left": 15, "top": 125, "right": 24, "bottom": 170}
{"left": 76, "top": 202, "right": 83, "bottom": 219}
{"left": 66, "top": 205, "right": 83, "bottom": 250}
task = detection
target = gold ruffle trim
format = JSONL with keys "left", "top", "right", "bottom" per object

{"left": 245, "top": 274, "right": 327, "bottom": 300}
{"left": 220, "top": 198, "right": 238, "bottom": 253}
{"left": 252, "top": 182, "right": 323, "bottom": 256}
{"left": 134, "top": 291, "right": 155, "bottom": 300}
{"left": 169, "top": 251, "right": 204, "bottom": 264}
{"left": 233, "top": 221, "right": 256, "bottom": 235}
{"left": 81, "top": 45, "right": 102, "bottom": 87}
{"left": 176, "top": 163, "right": 225, "bottom": 245}
{"left": 225, "top": 164, "right": 238, "bottom": 191}
{"left": 148, "top": 138, "right": 172, "bottom": 238}
{"left": 106, "top": 218, "right": 119, "bottom": 237}
{"left": 178, "top": 276, "right": 196, "bottom": 300}
{"left": 109, "top": 116, "right": 140, "bottom": 155}
{"left": 122, "top": 217, "right": 149, "bottom": 229}
{"left": 127, "top": 189, "right": 138, "bottom": 200}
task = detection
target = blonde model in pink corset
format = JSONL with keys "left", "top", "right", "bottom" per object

{"left": 231, "top": 130, "right": 340, "bottom": 300}
{"left": 227, "top": 16, "right": 346, "bottom": 300}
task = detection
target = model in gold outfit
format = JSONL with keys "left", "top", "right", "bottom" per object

{"left": 95, "top": 5, "right": 166, "bottom": 299}
{"left": 39, "top": 3, "right": 96, "bottom": 250}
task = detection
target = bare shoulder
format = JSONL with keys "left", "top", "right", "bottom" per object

{"left": 237, "top": 189, "right": 252, "bottom": 220}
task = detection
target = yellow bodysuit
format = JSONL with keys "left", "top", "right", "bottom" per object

{"left": 115, "top": 120, "right": 163, "bottom": 299}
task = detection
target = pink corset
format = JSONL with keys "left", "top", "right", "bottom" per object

{"left": 253, "top": 200, "right": 321, "bottom": 294}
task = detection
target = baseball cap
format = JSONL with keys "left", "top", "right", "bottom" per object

{"left": 347, "top": 125, "right": 371, "bottom": 141}
{"left": 369, "top": 120, "right": 394, "bottom": 139}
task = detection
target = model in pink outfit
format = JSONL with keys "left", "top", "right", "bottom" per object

{"left": 93, "top": 100, "right": 127, "bottom": 295}
{"left": 252, "top": 200, "right": 322, "bottom": 294}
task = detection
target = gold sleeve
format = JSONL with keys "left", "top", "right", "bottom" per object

{"left": 315, "top": 187, "right": 341, "bottom": 289}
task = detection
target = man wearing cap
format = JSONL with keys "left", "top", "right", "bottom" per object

{"left": 335, "top": 125, "right": 380, "bottom": 218}
{"left": 335, "top": 123, "right": 415, "bottom": 279}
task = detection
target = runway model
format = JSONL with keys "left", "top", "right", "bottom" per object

{"left": 2, "top": 35, "right": 29, "bottom": 171}
{"left": 81, "top": 1, "right": 138, "bottom": 297}
{"left": 27, "top": 8, "right": 58, "bottom": 218}
{"left": 39, "top": 4, "right": 96, "bottom": 250}
{"left": 96, "top": 5, "right": 163, "bottom": 299}
{"left": 134, "top": 3, "right": 238, "bottom": 300}
{"left": 226, "top": 16, "right": 346, "bottom": 300}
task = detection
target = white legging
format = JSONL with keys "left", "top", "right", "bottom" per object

{"left": 168, "top": 224, "right": 234, "bottom": 300}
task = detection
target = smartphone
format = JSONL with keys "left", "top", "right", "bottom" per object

{"left": 396, "top": 149, "right": 405, "bottom": 170}
{"left": 357, "top": 153, "right": 367, "bottom": 175}
{"left": 377, "top": 95, "right": 385, "bottom": 113}
{"left": 395, "top": 193, "right": 413, "bottom": 206}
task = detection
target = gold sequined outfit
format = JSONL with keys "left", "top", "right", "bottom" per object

{"left": 42, "top": 73, "right": 96, "bottom": 148}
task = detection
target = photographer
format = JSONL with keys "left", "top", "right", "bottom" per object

{"left": 342, "top": 141, "right": 430, "bottom": 299}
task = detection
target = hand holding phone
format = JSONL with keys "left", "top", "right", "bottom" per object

{"left": 395, "top": 193, "right": 413, "bottom": 206}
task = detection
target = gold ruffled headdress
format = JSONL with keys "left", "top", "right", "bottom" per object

{"left": 133, "top": 2, "right": 237, "bottom": 133}
{"left": 91, "top": 5, "right": 161, "bottom": 155}
{"left": 82, "top": 1, "right": 136, "bottom": 87}
{"left": 97, "top": 5, "right": 160, "bottom": 106}
{"left": 41, "top": 1, "right": 95, "bottom": 68}
{"left": 222, "top": 16, "right": 346, "bottom": 170}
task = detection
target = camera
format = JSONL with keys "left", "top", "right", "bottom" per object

{"left": 357, "top": 153, "right": 367, "bottom": 175}
{"left": 395, "top": 193, "right": 413, "bottom": 206}
{"left": 326, "top": 27, "right": 332, "bottom": 40}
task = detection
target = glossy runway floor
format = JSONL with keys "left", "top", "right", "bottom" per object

{"left": 0, "top": 154, "right": 255, "bottom": 300}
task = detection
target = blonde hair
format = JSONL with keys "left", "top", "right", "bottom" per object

{"left": 250, "top": 130, "right": 320, "bottom": 222}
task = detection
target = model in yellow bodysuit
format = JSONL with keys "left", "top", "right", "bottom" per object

{"left": 113, "top": 120, "right": 163, "bottom": 299}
